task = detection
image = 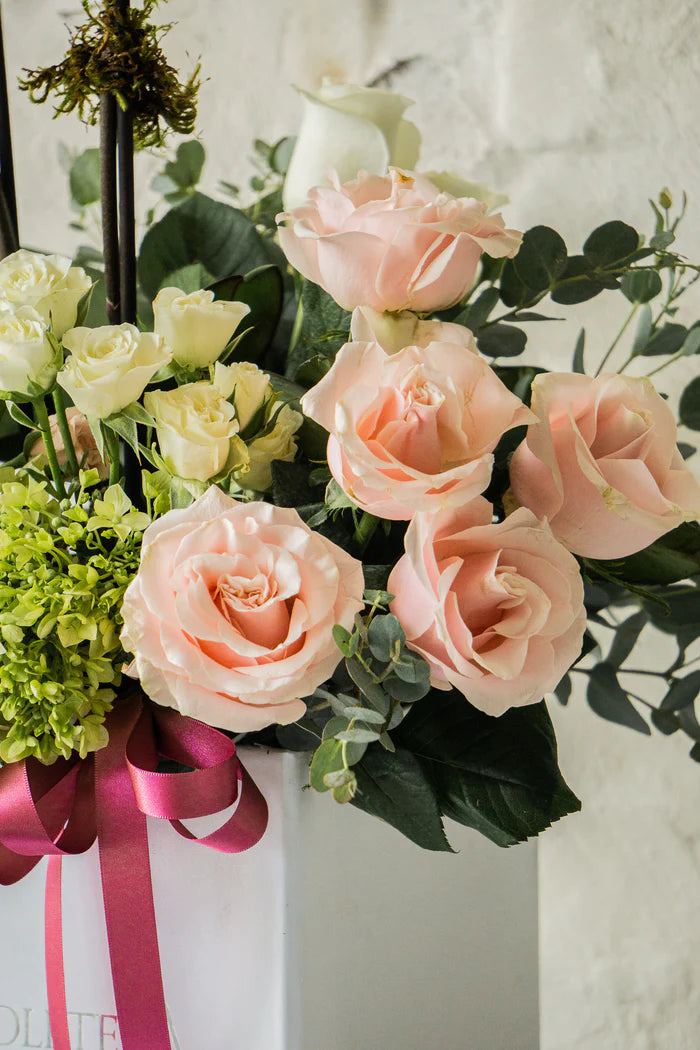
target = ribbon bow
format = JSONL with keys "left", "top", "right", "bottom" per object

{"left": 0, "top": 694, "right": 268, "bottom": 1050}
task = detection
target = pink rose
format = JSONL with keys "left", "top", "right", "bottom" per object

{"left": 120, "top": 487, "right": 365, "bottom": 732}
{"left": 509, "top": 372, "right": 700, "bottom": 559}
{"left": 301, "top": 339, "right": 534, "bottom": 520}
{"left": 389, "top": 500, "right": 586, "bottom": 716}
{"left": 277, "top": 168, "right": 522, "bottom": 313}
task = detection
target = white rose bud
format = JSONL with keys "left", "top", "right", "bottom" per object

{"left": 349, "top": 305, "right": 479, "bottom": 356}
{"left": 0, "top": 306, "right": 57, "bottom": 396}
{"left": 145, "top": 383, "right": 244, "bottom": 482}
{"left": 283, "top": 80, "right": 421, "bottom": 210}
{"left": 0, "top": 249, "right": 92, "bottom": 338}
{"left": 214, "top": 360, "right": 272, "bottom": 431}
{"left": 153, "top": 287, "right": 251, "bottom": 369}
{"left": 58, "top": 324, "right": 171, "bottom": 419}
{"left": 237, "top": 403, "right": 303, "bottom": 491}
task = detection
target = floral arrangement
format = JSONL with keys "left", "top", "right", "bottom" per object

{"left": 0, "top": 4, "right": 699, "bottom": 1044}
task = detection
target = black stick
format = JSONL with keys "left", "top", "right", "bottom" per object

{"left": 100, "top": 93, "right": 120, "bottom": 324}
{"left": 117, "top": 104, "right": 136, "bottom": 324}
{"left": 0, "top": 4, "right": 19, "bottom": 254}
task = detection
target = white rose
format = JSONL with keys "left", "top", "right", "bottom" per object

{"left": 237, "top": 403, "right": 303, "bottom": 491}
{"left": 214, "top": 360, "right": 272, "bottom": 431}
{"left": 0, "top": 306, "right": 56, "bottom": 396}
{"left": 350, "top": 305, "right": 479, "bottom": 356}
{"left": 422, "top": 171, "right": 509, "bottom": 214}
{"left": 153, "top": 287, "right": 250, "bottom": 368}
{"left": 282, "top": 79, "right": 421, "bottom": 209}
{"left": 0, "top": 250, "right": 92, "bottom": 338}
{"left": 145, "top": 383, "right": 245, "bottom": 482}
{"left": 58, "top": 324, "right": 171, "bottom": 419}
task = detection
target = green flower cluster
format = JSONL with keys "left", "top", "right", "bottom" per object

{"left": 0, "top": 470, "right": 148, "bottom": 764}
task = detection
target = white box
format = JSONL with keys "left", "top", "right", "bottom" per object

{"left": 0, "top": 749, "right": 539, "bottom": 1050}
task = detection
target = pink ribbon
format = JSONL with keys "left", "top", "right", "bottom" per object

{"left": 0, "top": 694, "right": 268, "bottom": 1050}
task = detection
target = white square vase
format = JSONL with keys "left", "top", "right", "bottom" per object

{"left": 0, "top": 748, "right": 539, "bottom": 1050}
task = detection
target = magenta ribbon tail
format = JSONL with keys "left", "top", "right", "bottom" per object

{"left": 45, "top": 856, "right": 71, "bottom": 1050}
{"left": 94, "top": 696, "right": 172, "bottom": 1050}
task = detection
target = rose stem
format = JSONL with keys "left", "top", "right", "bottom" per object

{"left": 32, "top": 397, "right": 66, "bottom": 498}
{"left": 0, "top": 5, "right": 19, "bottom": 256}
{"left": 52, "top": 387, "right": 79, "bottom": 475}
{"left": 100, "top": 93, "right": 121, "bottom": 325}
{"left": 103, "top": 425, "right": 121, "bottom": 486}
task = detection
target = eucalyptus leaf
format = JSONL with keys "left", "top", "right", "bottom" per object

{"left": 621, "top": 269, "right": 662, "bottom": 304}
{"left": 512, "top": 225, "right": 567, "bottom": 290}
{"left": 583, "top": 220, "right": 639, "bottom": 267}
{"left": 639, "top": 323, "right": 687, "bottom": 358}
{"left": 680, "top": 377, "right": 700, "bottom": 431}
{"left": 586, "top": 664, "right": 651, "bottom": 734}
{"left": 477, "top": 324, "right": 527, "bottom": 358}
{"left": 659, "top": 671, "right": 700, "bottom": 712}
{"left": 572, "top": 329, "right": 586, "bottom": 374}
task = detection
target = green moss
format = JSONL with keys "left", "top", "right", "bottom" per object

{"left": 19, "top": 0, "right": 199, "bottom": 149}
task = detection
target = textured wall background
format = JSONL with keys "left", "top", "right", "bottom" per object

{"left": 3, "top": 1, "right": 700, "bottom": 1047}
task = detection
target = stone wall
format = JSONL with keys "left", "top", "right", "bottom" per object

{"left": 3, "top": 1, "right": 700, "bottom": 1047}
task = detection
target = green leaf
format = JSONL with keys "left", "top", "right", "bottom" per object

{"left": 621, "top": 270, "right": 663, "bottom": 304}
{"left": 632, "top": 302, "right": 653, "bottom": 355}
{"left": 138, "top": 193, "right": 272, "bottom": 300}
{"left": 163, "top": 140, "right": 205, "bottom": 190}
{"left": 513, "top": 225, "right": 567, "bottom": 291}
{"left": 551, "top": 256, "right": 605, "bottom": 304}
{"left": 638, "top": 323, "right": 687, "bottom": 358}
{"left": 586, "top": 664, "right": 651, "bottom": 734}
{"left": 553, "top": 676, "right": 572, "bottom": 705}
{"left": 477, "top": 323, "right": 527, "bottom": 358}
{"left": 104, "top": 414, "right": 139, "bottom": 459}
{"left": 121, "top": 402, "right": 156, "bottom": 428}
{"left": 680, "top": 377, "right": 700, "bottom": 431}
{"left": 583, "top": 220, "right": 639, "bottom": 267}
{"left": 678, "top": 443, "right": 696, "bottom": 460}
{"left": 7, "top": 403, "right": 38, "bottom": 432}
{"left": 650, "top": 230, "right": 675, "bottom": 250}
{"left": 498, "top": 258, "right": 534, "bottom": 308}
{"left": 454, "top": 286, "right": 500, "bottom": 332}
{"left": 659, "top": 672, "right": 700, "bottom": 712}
{"left": 69, "top": 148, "right": 101, "bottom": 207}
{"left": 336, "top": 727, "right": 382, "bottom": 744}
{"left": 606, "top": 611, "right": 647, "bottom": 668}
{"left": 351, "top": 747, "right": 453, "bottom": 852}
{"left": 342, "top": 707, "right": 386, "bottom": 725}
{"left": 287, "top": 280, "right": 351, "bottom": 380}
{"left": 395, "top": 691, "right": 581, "bottom": 847}
{"left": 617, "top": 523, "right": 700, "bottom": 584}
{"left": 572, "top": 329, "right": 586, "bottom": 374}
{"left": 225, "top": 265, "right": 284, "bottom": 364}
{"left": 650, "top": 709, "right": 680, "bottom": 735}
{"left": 159, "top": 262, "right": 215, "bottom": 295}
{"left": 346, "top": 657, "right": 390, "bottom": 713}
{"left": 309, "top": 739, "right": 345, "bottom": 793}
{"left": 682, "top": 327, "right": 700, "bottom": 357}
{"left": 367, "top": 614, "right": 405, "bottom": 662}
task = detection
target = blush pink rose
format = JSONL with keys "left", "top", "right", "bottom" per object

{"left": 508, "top": 372, "right": 700, "bottom": 559}
{"left": 120, "top": 487, "right": 365, "bottom": 732}
{"left": 277, "top": 168, "right": 522, "bottom": 313}
{"left": 389, "top": 500, "right": 586, "bottom": 716}
{"left": 301, "top": 339, "right": 534, "bottom": 520}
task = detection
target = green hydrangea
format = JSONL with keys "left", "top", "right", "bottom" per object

{"left": 0, "top": 470, "right": 148, "bottom": 764}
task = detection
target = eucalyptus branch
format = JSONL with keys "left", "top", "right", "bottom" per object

{"left": 594, "top": 303, "right": 638, "bottom": 376}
